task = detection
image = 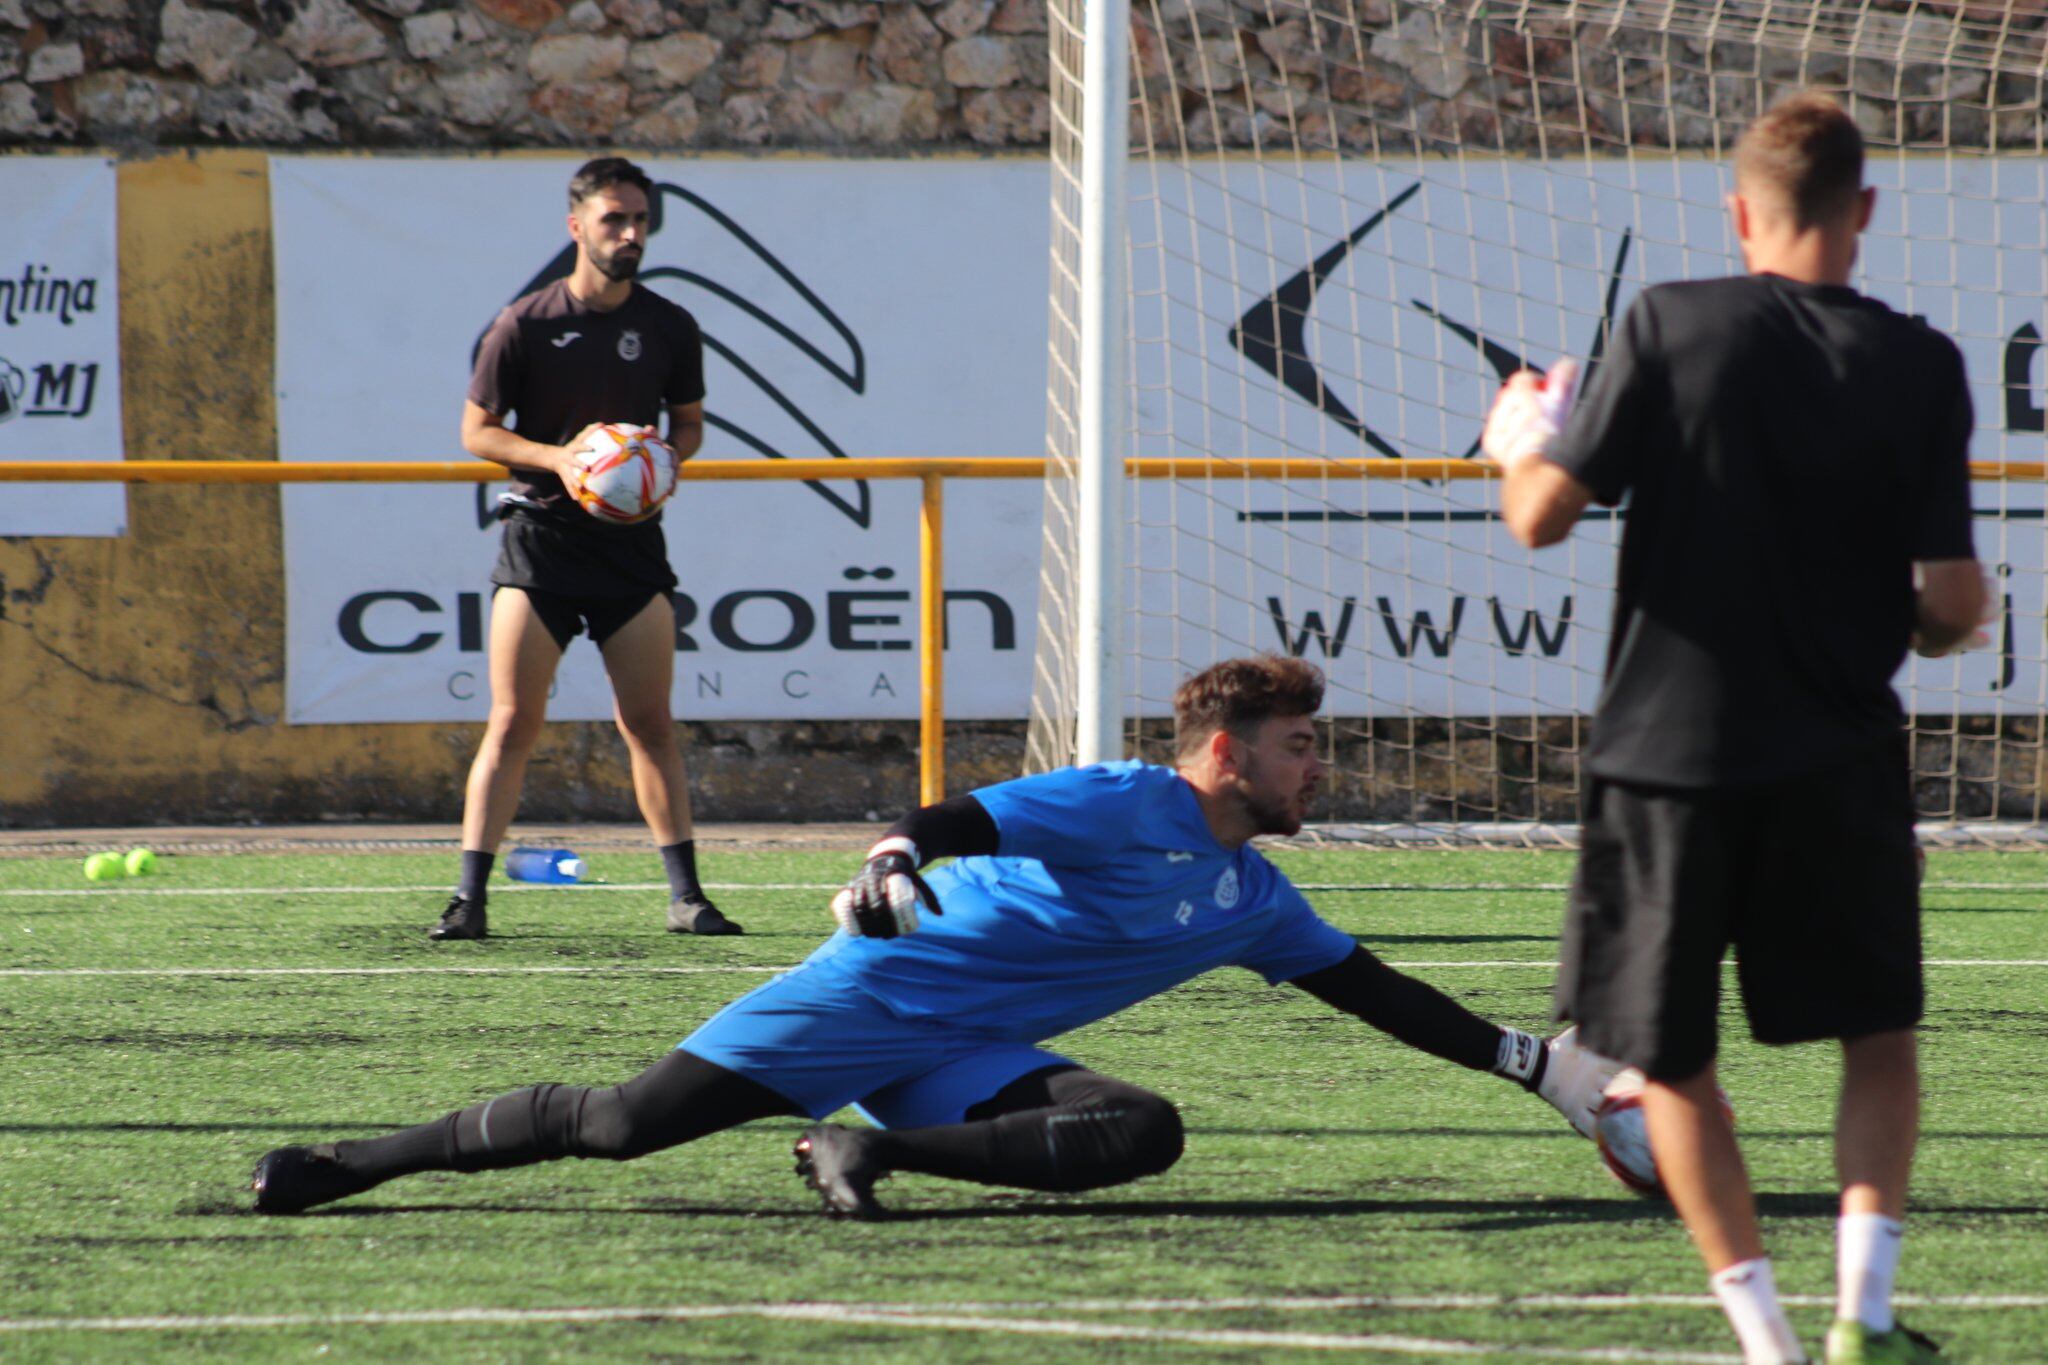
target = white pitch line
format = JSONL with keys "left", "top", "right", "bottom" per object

{"left": 4, "top": 1291, "right": 2042, "bottom": 1337}
{"left": 0, "top": 965, "right": 789, "bottom": 977}
{"left": 758, "top": 1307, "right": 1743, "bottom": 1361}
{"left": 921, "top": 1294, "right": 2048, "bottom": 1312}
{"left": 0, "top": 883, "right": 828, "bottom": 898}
{"left": 0, "top": 1302, "right": 1740, "bottom": 1360}
{"left": 7, "top": 959, "right": 2048, "bottom": 979}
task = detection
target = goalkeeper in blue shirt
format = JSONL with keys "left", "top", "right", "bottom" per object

{"left": 254, "top": 655, "right": 1619, "bottom": 1218}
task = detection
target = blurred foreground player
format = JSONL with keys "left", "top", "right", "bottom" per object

{"left": 1485, "top": 93, "right": 1985, "bottom": 1365}
{"left": 437, "top": 156, "right": 737, "bottom": 942}
{"left": 256, "top": 655, "right": 1620, "bottom": 1218}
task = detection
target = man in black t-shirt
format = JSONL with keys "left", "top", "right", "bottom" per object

{"left": 435, "top": 156, "right": 740, "bottom": 943}
{"left": 1484, "top": 95, "right": 1984, "bottom": 1365}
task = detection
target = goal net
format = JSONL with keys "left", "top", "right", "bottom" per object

{"left": 1031, "top": 0, "right": 2048, "bottom": 839}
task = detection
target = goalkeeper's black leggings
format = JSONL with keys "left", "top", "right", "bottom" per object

{"left": 335, "top": 1050, "right": 1184, "bottom": 1194}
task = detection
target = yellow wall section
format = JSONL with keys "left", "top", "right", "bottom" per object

{"left": 0, "top": 150, "right": 986, "bottom": 826}
{"left": 0, "top": 151, "right": 621, "bottom": 823}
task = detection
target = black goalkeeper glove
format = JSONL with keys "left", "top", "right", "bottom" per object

{"left": 830, "top": 837, "right": 942, "bottom": 939}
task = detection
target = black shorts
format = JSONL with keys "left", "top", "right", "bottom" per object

{"left": 1554, "top": 739, "right": 1923, "bottom": 1080}
{"left": 489, "top": 510, "right": 678, "bottom": 651}
{"left": 509, "top": 586, "right": 670, "bottom": 652}
{"left": 490, "top": 509, "right": 677, "bottom": 600}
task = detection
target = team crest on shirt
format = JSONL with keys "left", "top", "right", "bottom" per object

{"left": 617, "top": 328, "right": 643, "bottom": 362}
{"left": 1214, "top": 866, "right": 1240, "bottom": 909}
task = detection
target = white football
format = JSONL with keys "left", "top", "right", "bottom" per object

{"left": 1593, "top": 1067, "right": 1736, "bottom": 1199}
{"left": 569, "top": 423, "right": 678, "bottom": 525}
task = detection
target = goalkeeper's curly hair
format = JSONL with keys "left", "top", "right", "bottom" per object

{"left": 1172, "top": 654, "right": 1325, "bottom": 758}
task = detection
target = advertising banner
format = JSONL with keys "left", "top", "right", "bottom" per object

{"left": 272, "top": 158, "right": 1049, "bottom": 724}
{"left": 273, "top": 156, "right": 2042, "bottom": 724}
{"left": 0, "top": 158, "right": 125, "bottom": 536}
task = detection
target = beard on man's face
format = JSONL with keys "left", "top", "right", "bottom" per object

{"left": 1239, "top": 761, "right": 1310, "bottom": 838}
{"left": 593, "top": 245, "right": 642, "bottom": 282}
{"left": 1247, "top": 788, "right": 1305, "bottom": 837}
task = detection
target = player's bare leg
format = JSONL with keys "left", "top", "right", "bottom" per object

{"left": 599, "top": 593, "right": 738, "bottom": 935}
{"left": 1825, "top": 1030, "right": 1927, "bottom": 1361}
{"left": 435, "top": 588, "right": 565, "bottom": 940}
{"left": 1836, "top": 1030, "right": 1916, "bottom": 1217}
{"left": 1643, "top": 1067, "right": 1763, "bottom": 1268}
{"left": 1645, "top": 1067, "right": 1805, "bottom": 1364}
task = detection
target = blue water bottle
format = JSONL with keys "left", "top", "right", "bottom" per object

{"left": 504, "top": 847, "right": 586, "bottom": 884}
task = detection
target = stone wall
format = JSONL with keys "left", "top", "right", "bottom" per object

{"left": 4, "top": 0, "right": 2047, "bottom": 154}
{"left": 0, "top": 0, "right": 1057, "bottom": 148}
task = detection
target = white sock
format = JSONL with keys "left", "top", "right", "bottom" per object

{"left": 1837, "top": 1213, "right": 1904, "bottom": 1332}
{"left": 1711, "top": 1258, "right": 1807, "bottom": 1365}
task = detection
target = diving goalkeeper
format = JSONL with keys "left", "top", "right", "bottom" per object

{"left": 253, "top": 654, "right": 1620, "bottom": 1218}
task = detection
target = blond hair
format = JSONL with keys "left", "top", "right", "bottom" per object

{"left": 1734, "top": 92, "right": 1865, "bottom": 226}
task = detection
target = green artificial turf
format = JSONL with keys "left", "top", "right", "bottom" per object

{"left": 0, "top": 847, "right": 2042, "bottom": 1361}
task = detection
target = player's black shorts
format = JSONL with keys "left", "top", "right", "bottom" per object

{"left": 489, "top": 510, "right": 678, "bottom": 650}
{"left": 1554, "top": 738, "right": 1923, "bottom": 1080}
{"left": 490, "top": 508, "right": 677, "bottom": 598}
{"left": 512, "top": 586, "right": 671, "bottom": 651}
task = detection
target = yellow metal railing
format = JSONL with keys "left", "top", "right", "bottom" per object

{"left": 3, "top": 456, "right": 2041, "bottom": 802}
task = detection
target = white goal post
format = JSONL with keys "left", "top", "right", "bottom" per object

{"left": 1031, "top": 0, "right": 2048, "bottom": 838}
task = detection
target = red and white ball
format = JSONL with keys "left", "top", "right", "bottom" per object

{"left": 1594, "top": 1067, "right": 1737, "bottom": 1199}
{"left": 568, "top": 423, "right": 678, "bottom": 525}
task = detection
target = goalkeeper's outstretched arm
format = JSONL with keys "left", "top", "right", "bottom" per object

{"left": 830, "top": 795, "right": 999, "bottom": 938}
{"left": 1289, "top": 948, "right": 1621, "bottom": 1138}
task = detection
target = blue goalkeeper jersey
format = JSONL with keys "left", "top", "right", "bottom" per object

{"left": 800, "top": 760, "right": 1357, "bottom": 1043}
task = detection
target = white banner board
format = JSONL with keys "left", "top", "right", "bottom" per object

{"left": 273, "top": 158, "right": 1049, "bottom": 723}
{"left": 0, "top": 158, "right": 125, "bottom": 536}
{"left": 273, "top": 156, "right": 2043, "bottom": 723}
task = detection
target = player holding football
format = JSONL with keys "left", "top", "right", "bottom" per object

{"left": 1484, "top": 93, "right": 1985, "bottom": 1365}
{"left": 436, "top": 156, "right": 738, "bottom": 942}
{"left": 254, "top": 655, "right": 1621, "bottom": 1217}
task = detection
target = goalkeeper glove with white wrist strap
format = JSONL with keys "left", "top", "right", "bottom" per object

{"left": 830, "top": 836, "right": 942, "bottom": 939}
{"left": 1495, "top": 1024, "right": 1623, "bottom": 1140}
{"left": 1481, "top": 358, "right": 1582, "bottom": 471}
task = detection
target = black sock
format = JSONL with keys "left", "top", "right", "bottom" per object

{"left": 660, "top": 840, "right": 702, "bottom": 900}
{"left": 336, "top": 1087, "right": 577, "bottom": 1181}
{"left": 457, "top": 850, "right": 494, "bottom": 904}
{"left": 336, "top": 1117, "right": 454, "bottom": 1182}
{"left": 334, "top": 1050, "right": 796, "bottom": 1185}
{"left": 864, "top": 1093, "right": 1184, "bottom": 1193}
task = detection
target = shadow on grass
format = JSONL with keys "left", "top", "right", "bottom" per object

{"left": 14, "top": 1122, "right": 2048, "bottom": 1143}
{"left": 206, "top": 1191, "right": 2046, "bottom": 1229}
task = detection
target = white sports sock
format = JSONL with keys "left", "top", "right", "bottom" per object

{"left": 1711, "top": 1258, "right": 1808, "bottom": 1365}
{"left": 1837, "top": 1213, "right": 1904, "bottom": 1333}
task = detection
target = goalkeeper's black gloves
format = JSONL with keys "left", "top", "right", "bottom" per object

{"left": 830, "top": 837, "right": 942, "bottom": 939}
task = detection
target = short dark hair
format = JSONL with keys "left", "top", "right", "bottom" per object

{"left": 1734, "top": 92, "right": 1864, "bottom": 226}
{"left": 1173, "top": 654, "right": 1325, "bottom": 758}
{"left": 568, "top": 156, "right": 654, "bottom": 209}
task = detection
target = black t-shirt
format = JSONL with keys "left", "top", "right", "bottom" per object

{"left": 468, "top": 279, "right": 705, "bottom": 530}
{"left": 1545, "top": 273, "right": 1975, "bottom": 788}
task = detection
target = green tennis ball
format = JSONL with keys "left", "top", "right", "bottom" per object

{"left": 84, "top": 852, "right": 125, "bottom": 882}
{"left": 124, "top": 848, "right": 158, "bottom": 877}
